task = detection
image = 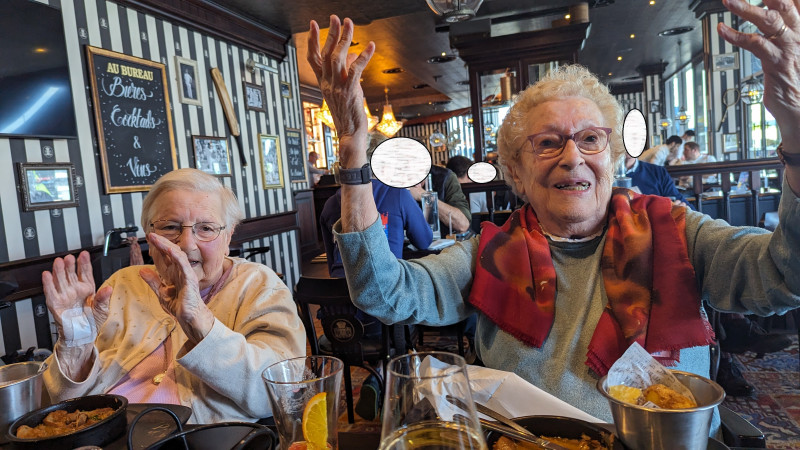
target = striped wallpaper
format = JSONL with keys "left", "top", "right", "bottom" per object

{"left": 0, "top": 0, "right": 308, "bottom": 358}
{"left": 704, "top": 11, "right": 742, "bottom": 159}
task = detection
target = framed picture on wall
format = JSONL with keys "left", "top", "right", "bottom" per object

{"left": 280, "top": 81, "right": 292, "bottom": 99}
{"left": 175, "top": 56, "right": 202, "bottom": 106}
{"left": 193, "top": 135, "right": 231, "bottom": 176}
{"left": 723, "top": 133, "right": 739, "bottom": 154}
{"left": 651, "top": 134, "right": 662, "bottom": 146}
{"left": 713, "top": 52, "right": 739, "bottom": 72}
{"left": 17, "top": 162, "right": 79, "bottom": 212}
{"left": 259, "top": 134, "right": 284, "bottom": 189}
{"left": 649, "top": 100, "right": 660, "bottom": 114}
{"left": 243, "top": 81, "right": 266, "bottom": 112}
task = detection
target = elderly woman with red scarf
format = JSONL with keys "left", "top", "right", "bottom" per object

{"left": 307, "top": 0, "right": 800, "bottom": 426}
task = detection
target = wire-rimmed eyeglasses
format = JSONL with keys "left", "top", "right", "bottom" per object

{"left": 149, "top": 220, "right": 226, "bottom": 242}
{"left": 525, "top": 127, "right": 612, "bottom": 158}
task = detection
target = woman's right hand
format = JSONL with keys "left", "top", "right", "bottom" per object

{"left": 42, "top": 250, "right": 112, "bottom": 339}
{"left": 306, "top": 16, "right": 375, "bottom": 167}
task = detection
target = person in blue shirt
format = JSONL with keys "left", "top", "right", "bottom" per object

{"left": 320, "top": 178, "right": 432, "bottom": 277}
{"left": 625, "top": 153, "right": 693, "bottom": 209}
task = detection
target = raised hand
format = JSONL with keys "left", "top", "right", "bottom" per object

{"left": 718, "top": 0, "right": 800, "bottom": 141}
{"left": 42, "top": 251, "right": 112, "bottom": 337}
{"left": 307, "top": 16, "right": 375, "bottom": 166}
{"left": 140, "top": 233, "right": 214, "bottom": 344}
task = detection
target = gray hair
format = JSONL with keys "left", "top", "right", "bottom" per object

{"left": 496, "top": 65, "right": 624, "bottom": 200}
{"left": 140, "top": 168, "right": 244, "bottom": 232}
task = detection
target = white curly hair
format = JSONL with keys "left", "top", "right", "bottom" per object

{"left": 495, "top": 64, "right": 625, "bottom": 201}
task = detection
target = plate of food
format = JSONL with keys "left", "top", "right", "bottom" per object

{"left": 6, "top": 394, "right": 128, "bottom": 449}
{"left": 484, "top": 415, "right": 626, "bottom": 450}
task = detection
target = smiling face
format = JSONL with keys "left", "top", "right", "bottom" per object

{"left": 507, "top": 97, "right": 614, "bottom": 238}
{"left": 148, "top": 190, "right": 232, "bottom": 290}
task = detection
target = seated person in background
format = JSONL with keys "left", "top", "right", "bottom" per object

{"left": 409, "top": 165, "right": 472, "bottom": 235}
{"left": 320, "top": 145, "right": 433, "bottom": 278}
{"left": 639, "top": 135, "right": 682, "bottom": 166}
{"left": 677, "top": 141, "right": 719, "bottom": 188}
{"left": 307, "top": 151, "right": 329, "bottom": 185}
{"left": 624, "top": 153, "right": 693, "bottom": 209}
{"left": 42, "top": 168, "right": 306, "bottom": 424}
{"left": 446, "top": 155, "right": 487, "bottom": 213}
{"left": 307, "top": 9, "right": 800, "bottom": 428}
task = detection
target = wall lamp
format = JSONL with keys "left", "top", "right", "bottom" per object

{"left": 245, "top": 57, "right": 278, "bottom": 75}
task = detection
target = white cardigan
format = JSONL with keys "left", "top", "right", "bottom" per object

{"left": 44, "top": 258, "right": 306, "bottom": 424}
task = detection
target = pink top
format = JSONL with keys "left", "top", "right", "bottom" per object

{"left": 108, "top": 265, "right": 233, "bottom": 404}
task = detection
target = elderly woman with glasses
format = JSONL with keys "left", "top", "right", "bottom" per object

{"left": 41, "top": 168, "right": 305, "bottom": 423}
{"left": 307, "top": 0, "right": 800, "bottom": 425}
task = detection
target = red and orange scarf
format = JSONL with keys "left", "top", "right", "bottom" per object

{"left": 467, "top": 189, "right": 715, "bottom": 375}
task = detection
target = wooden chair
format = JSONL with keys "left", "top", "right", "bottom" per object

{"left": 294, "top": 276, "right": 401, "bottom": 423}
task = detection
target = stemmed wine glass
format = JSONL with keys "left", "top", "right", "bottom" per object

{"left": 379, "top": 351, "right": 487, "bottom": 450}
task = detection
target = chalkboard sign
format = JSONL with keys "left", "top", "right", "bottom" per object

{"left": 86, "top": 46, "right": 177, "bottom": 193}
{"left": 285, "top": 128, "right": 307, "bottom": 183}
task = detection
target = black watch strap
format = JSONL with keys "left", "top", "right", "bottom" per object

{"left": 339, "top": 163, "right": 372, "bottom": 185}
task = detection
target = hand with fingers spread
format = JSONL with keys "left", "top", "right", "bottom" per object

{"left": 307, "top": 16, "right": 375, "bottom": 168}
{"left": 140, "top": 232, "right": 215, "bottom": 346}
{"left": 718, "top": 0, "right": 800, "bottom": 146}
{"left": 42, "top": 250, "right": 112, "bottom": 380}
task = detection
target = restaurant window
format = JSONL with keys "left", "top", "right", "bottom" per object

{"left": 663, "top": 61, "right": 708, "bottom": 153}
{"left": 303, "top": 101, "right": 336, "bottom": 170}
{"left": 738, "top": 18, "right": 778, "bottom": 159}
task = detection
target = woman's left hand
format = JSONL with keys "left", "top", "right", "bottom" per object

{"left": 140, "top": 233, "right": 215, "bottom": 344}
{"left": 718, "top": 0, "right": 800, "bottom": 142}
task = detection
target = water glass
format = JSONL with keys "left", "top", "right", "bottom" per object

{"left": 379, "top": 352, "right": 487, "bottom": 450}
{"left": 421, "top": 191, "right": 441, "bottom": 240}
{"left": 263, "top": 356, "right": 343, "bottom": 450}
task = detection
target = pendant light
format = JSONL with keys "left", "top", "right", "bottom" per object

{"left": 426, "top": 0, "right": 484, "bottom": 22}
{"left": 676, "top": 106, "right": 690, "bottom": 125}
{"left": 429, "top": 127, "right": 446, "bottom": 147}
{"left": 315, "top": 100, "right": 336, "bottom": 130}
{"left": 740, "top": 78, "right": 764, "bottom": 105}
{"left": 375, "top": 87, "right": 403, "bottom": 137}
{"left": 364, "top": 99, "right": 378, "bottom": 131}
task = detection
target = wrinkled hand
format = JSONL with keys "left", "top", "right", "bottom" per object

{"left": 42, "top": 251, "right": 112, "bottom": 337}
{"left": 140, "top": 233, "right": 214, "bottom": 344}
{"left": 307, "top": 16, "right": 375, "bottom": 166}
{"left": 719, "top": 0, "right": 800, "bottom": 141}
{"left": 127, "top": 237, "right": 144, "bottom": 265}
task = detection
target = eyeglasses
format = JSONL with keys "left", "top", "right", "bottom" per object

{"left": 149, "top": 220, "right": 226, "bottom": 242}
{"left": 525, "top": 127, "right": 612, "bottom": 158}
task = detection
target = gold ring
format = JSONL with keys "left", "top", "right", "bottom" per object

{"left": 767, "top": 23, "right": 787, "bottom": 40}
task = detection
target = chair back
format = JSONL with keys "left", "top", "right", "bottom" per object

{"left": 294, "top": 276, "right": 392, "bottom": 366}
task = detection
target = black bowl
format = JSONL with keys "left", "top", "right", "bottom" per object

{"left": 484, "top": 415, "right": 627, "bottom": 449}
{"left": 6, "top": 394, "right": 128, "bottom": 449}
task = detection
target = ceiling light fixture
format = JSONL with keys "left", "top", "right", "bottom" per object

{"left": 429, "top": 129, "right": 446, "bottom": 147}
{"left": 659, "top": 117, "right": 672, "bottom": 130}
{"left": 315, "top": 100, "right": 336, "bottom": 130}
{"left": 617, "top": 56, "right": 622, "bottom": 61}
{"left": 363, "top": 99, "right": 378, "bottom": 130}
{"left": 426, "top": 0, "right": 484, "bottom": 22}
{"left": 382, "top": 67, "right": 404, "bottom": 74}
{"left": 427, "top": 55, "right": 456, "bottom": 64}
{"left": 375, "top": 87, "right": 403, "bottom": 137}
{"left": 740, "top": 78, "right": 764, "bottom": 105}
{"left": 676, "top": 106, "right": 690, "bottom": 125}
{"left": 629, "top": 34, "right": 635, "bottom": 39}
{"left": 658, "top": 26, "right": 694, "bottom": 37}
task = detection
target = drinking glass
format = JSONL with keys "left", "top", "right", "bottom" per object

{"left": 379, "top": 351, "right": 487, "bottom": 450}
{"left": 263, "top": 356, "right": 343, "bottom": 450}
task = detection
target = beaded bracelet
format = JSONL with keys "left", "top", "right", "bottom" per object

{"left": 777, "top": 142, "right": 800, "bottom": 166}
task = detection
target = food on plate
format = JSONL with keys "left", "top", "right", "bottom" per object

{"left": 15, "top": 407, "right": 116, "bottom": 439}
{"left": 608, "top": 383, "right": 697, "bottom": 409}
{"left": 643, "top": 383, "right": 697, "bottom": 409}
{"left": 493, "top": 434, "right": 609, "bottom": 449}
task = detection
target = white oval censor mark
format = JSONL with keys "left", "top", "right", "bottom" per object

{"left": 467, "top": 162, "right": 497, "bottom": 183}
{"left": 371, "top": 137, "right": 432, "bottom": 188}
{"left": 622, "top": 108, "right": 647, "bottom": 158}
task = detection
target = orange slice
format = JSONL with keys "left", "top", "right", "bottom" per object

{"left": 302, "top": 392, "right": 328, "bottom": 449}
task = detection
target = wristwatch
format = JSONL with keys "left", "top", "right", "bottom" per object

{"left": 334, "top": 162, "right": 372, "bottom": 185}
{"left": 776, "top": 142, "right": 800, "bottom": 166}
